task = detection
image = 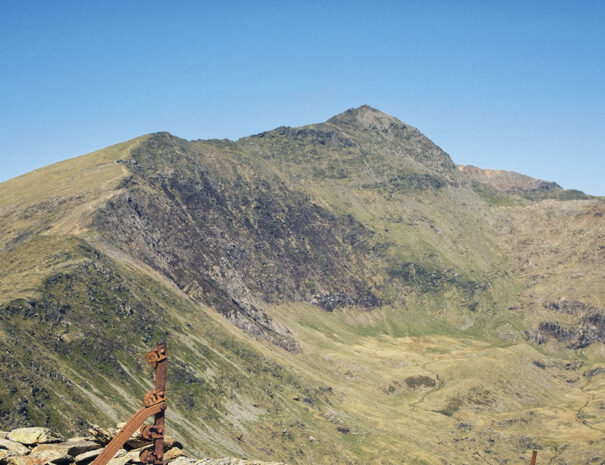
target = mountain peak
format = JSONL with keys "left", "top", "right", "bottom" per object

{"left": 348, "top": 104, "right": 384, "bottom": 115}
{"left": 327, "top": 105, "right": 404, "bottom": 128}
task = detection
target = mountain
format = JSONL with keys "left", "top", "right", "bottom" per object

{"left": 0, "top": 106, "right": 603, "bottom": 465}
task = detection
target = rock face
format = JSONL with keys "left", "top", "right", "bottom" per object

{"left": 531, "top": 312, "right": 605, "bottom": 348}
{"left": 92, "top": 131, "right": 381, "bottom": 351}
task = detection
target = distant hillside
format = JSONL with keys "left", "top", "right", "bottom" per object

{"left": 457, "top": 164, "right": 560, "bottom": 192}
{"left": 0, "top": 106, "right": 603, "bottom": 465}
{"left": 457, "top": 164, "right": 589, "bottom": 200}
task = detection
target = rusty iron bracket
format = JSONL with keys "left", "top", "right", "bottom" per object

{"left": 140, "top": 424, "right": 164, "bottom": 440}
{"left": 145, "top": 345, "right": 168, "bottom": 368}
{"left": 143, "top": 390, "right": 167, "bottom": 407}
{"left": 91, "top": 342, "right": 168, "bottom": 465}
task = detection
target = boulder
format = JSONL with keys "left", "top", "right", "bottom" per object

{"left": 74, "top": 448, "right": 103, "bottom": 463}
{"left": 67, "top": 441, "right": 101, "bottom": 456}
{"left": 88, "top": 425, "right": 112, "bottom": 445}
{"left": 28, "top": 447, "right": 72, "bottom": 464}
{"left": 164, "top": 447, "right": 184, "bottom": 462}
{"left": 168, "top": 458, "right": 196, "bottom": 465}
{"left": 32, "top": 440, "right": 99, "bottom": 458}
{"left": 164, "top": 437, "right": 182, "bottom": 450}
{"left": 7, "top": 428, "right": 63, "bottom": 446}
{"left": 124, "top": 435, "right": 151, "bottom": 450}
{"left": 0, "top": 439, "right": 30, "bottom": 455}
{"left": 104, "top": 449, "right": 128, "bottom": 465}
{"left": 3, "top": 457, "right": 44, "bottom": 465}
{"left": 106, "top": 446, "right": 150, "bottom": 465}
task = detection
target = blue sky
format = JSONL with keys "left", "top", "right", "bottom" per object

{"left": 1, "top": 1, "right": 603, "bottom": 194}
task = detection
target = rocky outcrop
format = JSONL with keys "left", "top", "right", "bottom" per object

{"left": 528, "top": 300, "right": 605, "bottom": 348}
{"left": 0, "top": 426, "right": 284, "bottom": 465}
{"left": 530, "top": 312, "right": 605, "bottom": 349}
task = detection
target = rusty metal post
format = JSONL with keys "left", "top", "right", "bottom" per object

{"left": 91, "top": 343, "right": 167, "bottom": 465}
{"left": 530, "top": 450, "right": 537, "bottom": 465}
{"left": 150, "top": 342, "right": 167, "bottom": 464}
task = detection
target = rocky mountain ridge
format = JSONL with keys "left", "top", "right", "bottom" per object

{"left": 0, "top": 106, "right": 603, "bottom": 465}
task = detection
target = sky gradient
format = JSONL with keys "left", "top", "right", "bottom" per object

{"left": 1, "top": 1, "right": 603, "bottom": 194}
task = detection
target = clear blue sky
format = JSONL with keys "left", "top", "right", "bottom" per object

{"left": 1, "top": 1, "right": 603, "bottom": 194}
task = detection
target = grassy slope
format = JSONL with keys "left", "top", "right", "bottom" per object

{"left": 0, "top": 107, "right": 603, "bottom": 464}
{"left": 0, "top": 136, "right": 146, "bottom": 300}
{"left": 0, "top": 237, "right": 369, "bottom": 462}
{"left": 268, "top": 303, "right": 605, "bottom": 465}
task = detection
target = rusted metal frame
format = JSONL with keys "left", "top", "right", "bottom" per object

{"left": 91, "top": 343, "right": 167, "bottom": 465}
{"left": 151, "top": 343, "right": 167, "bottom": 464}
{"left": 90, "top": 403, "right": 165, "bottom": 465}
{"left": 530, "top": 450, "right": 538, "bottom": 465}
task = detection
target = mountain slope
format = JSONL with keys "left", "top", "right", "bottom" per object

{"left": 457, "top": 164, "right": 590, "bottom": 201}
{"left": 457, "top": 164, "right": 561, "bottom": 193}
{"left": 0, "top": 106, "right": 603, "bottom": 465}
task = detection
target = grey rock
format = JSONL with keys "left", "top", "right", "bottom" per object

{"left": 7, "top": 428, "right": 63, "bottom": 446}
{"left": 106, "top": 446, "right": 151, "bottom": 465}
{"left": 0, "top": 439, "right": 30, "bottom": 455}
{"left": 104, "top": 449, "right": 128, "bottom": 465}
{"left": 88, "top": 425, "right": 112, "bottom": 445}
{"left": 28, "top": 447, "right": 73, "bottom": 464}
{"left": 2, "top": 457, "right": 43, "bottom": 465}
{"left": 75, "top": 448, "right": 103, "bottom": 463}
{"left": 168, "top": 458, "right": 196, "bottom": 465}
{"left": 32, "top": 440, "right": 100, "bottom": 458}
{"left": 164, "top": 447, "right": 184, "bottom": 463}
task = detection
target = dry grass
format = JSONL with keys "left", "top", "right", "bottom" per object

{"left": 264, "top": 302, "right": 605, "bottom": 464}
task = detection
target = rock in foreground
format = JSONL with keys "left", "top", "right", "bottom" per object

{"left": 0, "top": 426, "right": 286, "bottom": 465}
